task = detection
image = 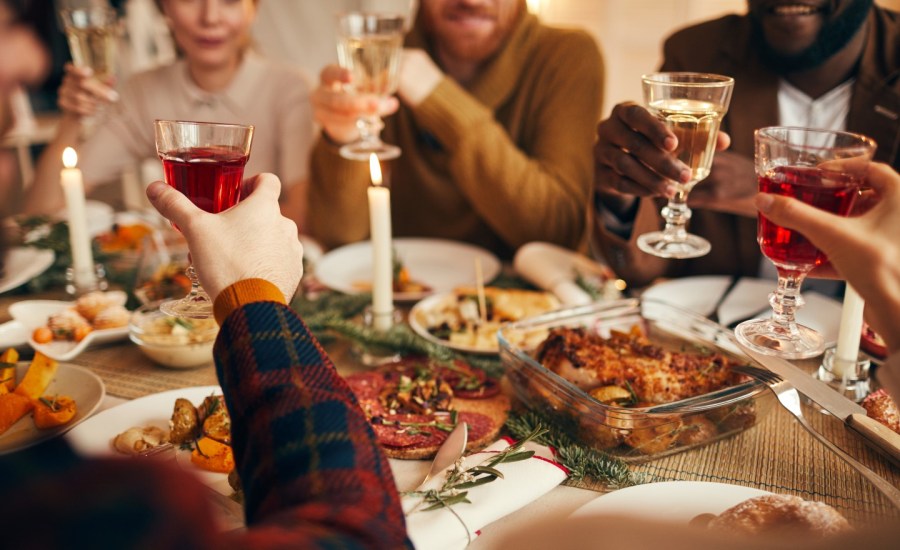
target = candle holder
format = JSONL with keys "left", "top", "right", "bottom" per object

{"left": 65, "top": 263, "right": 108, "bottom": 297}
{"left": 814, "top": 346, "right": 872, "bottom": 404}
{"left": 352, "top": 305, "right": 403, "bottom": 367}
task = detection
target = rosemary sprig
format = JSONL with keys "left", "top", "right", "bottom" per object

{"left": 38, "top": 396, "right": 61, "bottom": 411}
{"left": 505, "top": 411, "right": 646, "bottom": 488}
{"left": 403, "top": 426, "right": 547, "bottom": 514}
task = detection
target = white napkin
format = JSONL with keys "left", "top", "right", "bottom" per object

{"left": 403, "top": 438, "right": 568, "bottom": 550}
{"left": 514, "top": 242, "right": 617, "bottom": 306}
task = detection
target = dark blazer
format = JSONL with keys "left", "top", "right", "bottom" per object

{"left": 593, "top": 7, "right": 900, "bottom": 286}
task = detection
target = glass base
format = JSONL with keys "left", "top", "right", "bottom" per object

{"left": 65, "top": 264, "right": 108, "bottom": 297}
{"left": 351, "top": 306, "right": 403, "bottom": 367}
{"left": 814, "top": 346, "right": 872, "bottom": 404}
{"left": 636, "top": 231, "right": 711, "bottom": 259}
{"left": 340, "top": 141, "right": 401, "bottom": 161}
{"left": 159, "top": 291, "right": 213, "bottom": 319}
{"left": 734, "top": 318, "right": 824, "bottom": 360}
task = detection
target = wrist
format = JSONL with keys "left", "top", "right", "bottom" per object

{"left": 213, "top": 278, "right": 287, "bottom": 325}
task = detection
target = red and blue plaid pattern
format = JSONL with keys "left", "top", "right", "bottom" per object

{"left": 0, "top": 301, "right": 410, "bottom": 549}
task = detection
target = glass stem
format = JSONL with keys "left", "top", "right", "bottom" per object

{"left": 186, "top": 265, "right": 201, "bottom": 299}
{"left": 769, "top": 271, "right": 806, "bottom": 335}
{"left": 357, "top": 114, "right": 384, "bottom": 146}
{"left": 659, "top": 189, "right": 691, "bottom": 243}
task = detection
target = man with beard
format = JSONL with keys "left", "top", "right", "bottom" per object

{"left": 591, "top": 0, "right": 899, "bottom": 287}
{"left": 308, "top": 0, "right": 604, "bottom": 259}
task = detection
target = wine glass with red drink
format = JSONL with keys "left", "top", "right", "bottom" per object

{"left": 154, "top": 120, "right": 254, "bottom": 319}
{"left": 735, "top": 127, "right": 876, "bottom": 359}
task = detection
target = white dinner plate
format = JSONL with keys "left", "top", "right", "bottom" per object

{"left": 315, "top": 238, "right": 501, "bottom": 301}
{"left": 9, "top": 291, "right": 130, "bottom": 361}
{"left": 0, "top": 362, "right": 105, "bottom": 455}
{"left": 0, "top": 247, "right": 55, "bottom": 294}
{"left": 642, "top": 276, "right": 841, "bottom": 349}
{"left": 570, "top": 481, "right": 770, "bottom": 523}
{"left": 65, "top": 385, "right": 231, "bottom": 494}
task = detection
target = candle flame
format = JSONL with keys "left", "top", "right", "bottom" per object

{"left": 62, "top": 147, "right": 78, "bottom": 168}
{"left": 369, "top": 153, "right": 383, "bottom": 186}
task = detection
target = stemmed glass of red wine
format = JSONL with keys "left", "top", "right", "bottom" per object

{"left": 154, "top": 120, "right": 254, "bottom": 319}
{"left": 735, "top": 127, "right": 876, "bottom": 359}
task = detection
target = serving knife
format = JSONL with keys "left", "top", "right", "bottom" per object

{"left": 415, "top": 421, "right": 468, "bottom": 490}
{"left": 741, "top": 346, "right": 900, "bottom": 465}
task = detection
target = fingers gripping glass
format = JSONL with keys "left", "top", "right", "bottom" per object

{"left": 735, "top": 127, "right": 876, "bottom": 359}
{"left": 335, "top": 12, "right": 405, "bottom": 161}
{"left": 154, "top": 120, "right": 254, "bottom": 319}
{"left": 636, "top": 72, "right": 734, "bottom": 259}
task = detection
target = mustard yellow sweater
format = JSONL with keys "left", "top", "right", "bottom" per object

{"left": 308, "top": 11, "right": 604, "bottom": 259}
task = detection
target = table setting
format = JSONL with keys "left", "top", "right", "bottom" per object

{"left": 2, "top": 200, "right": 899, "bottom": 544}
{"left": 3, "top": 159, "right": 900, "bottom": 546}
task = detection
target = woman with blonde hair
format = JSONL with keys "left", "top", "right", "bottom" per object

{"left": 24, "top": 0, "right": 313, "bottom": 228}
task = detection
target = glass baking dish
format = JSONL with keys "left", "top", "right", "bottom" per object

{"left": 497, "top": 298, "right": 774, "bottom": 462}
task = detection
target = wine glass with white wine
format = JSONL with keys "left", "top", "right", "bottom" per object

{"left": 335, "top": 12, "right": 405, "bottom": 161}
{"left": 59, "top": 5, "right": 119, "bottom": 84}
{"left": 637, "top": 72, "right": 734, "bottom": 259}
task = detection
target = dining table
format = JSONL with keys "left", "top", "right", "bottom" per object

{"left": 1, "top": 279, "right": 898, "bottom": 547}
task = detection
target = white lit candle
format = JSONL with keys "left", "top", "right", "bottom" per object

{"left": 833, "top": 284, "right": 865, "bottom": 378}
{"left": 368, "top": 153, "right": 393, "bottom": 331}
{"left": 60, "top": 147, "right": 97, "bottom": 289}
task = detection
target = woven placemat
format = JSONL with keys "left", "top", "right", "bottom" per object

{"left": 74, "top": 343, "right": 218, "bottom": 399}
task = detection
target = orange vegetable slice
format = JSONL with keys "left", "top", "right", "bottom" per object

{"left": 190, "top": 436, "right": 235, "bottom": 473}
{"left": 33, "top": 395, "right": 78, "bottom": 429}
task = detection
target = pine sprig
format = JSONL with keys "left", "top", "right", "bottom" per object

{"left": 290, "top": 292, "right": 505, "bottom": 379}
{"left": 13, "top": 216, "right": 130, "bottom": 292}
{"left": 504, "top": 411, "right": 646, "bottom": 488}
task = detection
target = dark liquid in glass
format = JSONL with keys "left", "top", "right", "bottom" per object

{"left": 161, "top": 146, "right": 248, "bottom": 213}
{"left": 758, "top": 165, "right": 860, "bottom": 271}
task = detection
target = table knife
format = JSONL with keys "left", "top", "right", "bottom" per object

{"left": 741, "top": 346, "right": 900, "bottom": 465}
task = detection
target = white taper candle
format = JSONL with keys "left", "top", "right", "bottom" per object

{"left": 60, "top": 147, "right": 97, "bottom": 289}
{"left": 833, "top": 284, "right": 865, "bottom": 377}
{"left": 368, "top": 153, "right": 393, "bottom": 331}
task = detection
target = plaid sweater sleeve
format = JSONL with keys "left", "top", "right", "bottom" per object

{"left": 217, "top": 300, "right": 411, "bottom": 549}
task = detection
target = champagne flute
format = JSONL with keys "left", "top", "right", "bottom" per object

{"left": 735, "top": 127, "right": 876, "bottom": 359}
{"left": 154, "top": 120, "right": 254, "bottom": 319}
{"left": 335, "top": 12, "right": 405, "bottom": 161}
{"left": 59, "top": 5, "right": 119, "bottom": 83}
{"left": 637, "top": 72, "right": 734, "bottom": 259}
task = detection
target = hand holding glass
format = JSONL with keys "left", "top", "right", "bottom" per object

{"left": 335, "top": 12, "right": 405, "bottom": 161}
{"left": 637, "top": 72, "right": 734, "bottom": 259}
{"left": 735, "top": 127, "right": 876, "bottom": 359}
{"left": 154, "top": 120, "right": 254, "bottom": 319}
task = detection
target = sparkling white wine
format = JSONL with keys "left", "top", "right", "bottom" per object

{"left": 647, "top": 98, "right": 724, "bottom": 192}
{"left": 66, "top": 25, "right": 117, "bottom": 81}
{"left": 338, "top": 34, "right": 402, "bottom": 96}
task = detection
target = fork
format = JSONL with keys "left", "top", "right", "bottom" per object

{"left": 733, "top": 364, "right": 900, "bottom": 509}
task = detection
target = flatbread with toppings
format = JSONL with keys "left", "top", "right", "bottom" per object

{"left": 345, "top": 357, "right": 509, "bottom": 460}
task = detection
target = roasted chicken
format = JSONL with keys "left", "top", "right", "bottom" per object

{"left": 535, "top": 326, "right": 743, "bottom": 404}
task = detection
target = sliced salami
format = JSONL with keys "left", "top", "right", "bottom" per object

{"left": 372, "top": 413, "right": 451, "bottom": 448}
{"left": 457, "top": 411, "right": 495, "bottom": 443}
